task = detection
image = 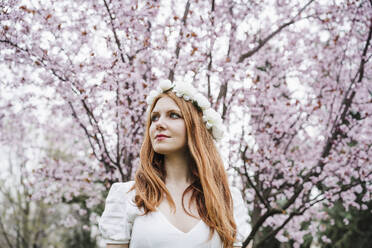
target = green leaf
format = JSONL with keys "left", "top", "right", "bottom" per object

{"left": 347, "top": 140, "right": 358, "bottom": 147}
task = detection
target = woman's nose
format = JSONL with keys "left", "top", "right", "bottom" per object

{"left": 155, "top": 115, "right": 166, "bottom": 129}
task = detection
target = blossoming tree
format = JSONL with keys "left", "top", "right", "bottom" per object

{"left": 1, "top": 0, "right": 371, "bottom": 247}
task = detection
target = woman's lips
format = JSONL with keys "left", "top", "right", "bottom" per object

{"left": 156, "top": 135, "right": 169, "bottom": 141}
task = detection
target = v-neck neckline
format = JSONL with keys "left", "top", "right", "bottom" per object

{"left": 156, "top": 210, "right": 203, "bottom": 235}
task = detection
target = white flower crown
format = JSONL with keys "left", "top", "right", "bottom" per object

{"left": 146, "top": 80, "right": 225, "bottom": 141}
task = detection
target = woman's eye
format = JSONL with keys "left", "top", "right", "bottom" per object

{"left": 170, "top": 113, "right": 180, "bottom": 118}
{"left": 151, "top": 115, "right": 159, "bottom": 122}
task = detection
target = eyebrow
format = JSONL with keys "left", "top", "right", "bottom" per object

{"left": 151, "top": 109, "right": 181, "bottom": 115}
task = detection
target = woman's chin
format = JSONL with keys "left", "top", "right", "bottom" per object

{"left": 154, "top": 147, "right": 173, "bottom": 155}
{"left": 153, "top": 145, "right": 186, "bottom": 155}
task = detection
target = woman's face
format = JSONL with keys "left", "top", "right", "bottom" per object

{"left": 149, "top": 96, "right": 187, "bottom": 155}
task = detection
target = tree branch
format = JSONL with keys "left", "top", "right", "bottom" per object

{"left": 314, "top": 17, "right": 372, "bottom": 172}
{"left": 102, "top": 0, "right": 129, "bottom": 64}
{"left": 0, "top": 216, "right": 14, "bottom": 248}
{"left": 207, "top": 0, "right": 215, "bottom": 99}
{"left": 242, "top": 208, "right": 282, "bottom": 247}
{"left": 168, "top": 0, "right": 191, "bottom": 81}
{"left": 238, "top": 0, "right": 315, "bottom": 63}
{"left": 242, "top": 147, "right": 271, "bottom": 209}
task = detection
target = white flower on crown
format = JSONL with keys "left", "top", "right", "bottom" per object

{"left": 203, "top": 108, "right": 222, "bottom": 123}
{"left": 158, "top": 80, "right": 173, "bottom": 91}
{"left": 146, "top": 80, "right": 225, "bottom": 141}
{"left": 201, "top": 108, "right": 225, "bottom": 141}
{"left": 173, "top": 81, "right": 198, "bottom": 100}
{"left": 212, "top": 124, "right": 225, "bottom": 141}
{"left": 146, "top": 80, "right": 173, "bottom": 107}
{"left": 146, "top": 90, "right": 159, "bottom": 105}
{"left": 203, "top": 108, "right": 223, "bottom": 128}
{"left": 194, "top": 93, "right": 211, "bottom": 110}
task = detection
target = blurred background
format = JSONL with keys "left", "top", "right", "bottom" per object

{"left": 1, "top": 0, "right": 371, "bottom": 247}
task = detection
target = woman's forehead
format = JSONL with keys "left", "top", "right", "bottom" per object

{"left": 152, "top": 96, "right": 180, "bottom": 112}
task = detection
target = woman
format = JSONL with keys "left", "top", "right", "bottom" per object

{"left": 99, "top": 80, "right": 250, "bottom": 248}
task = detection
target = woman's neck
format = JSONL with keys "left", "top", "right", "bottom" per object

{"left": 164, "top": 151, "right": 193, "bottom": 187}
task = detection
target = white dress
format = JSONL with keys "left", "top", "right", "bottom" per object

{"left": 99, "top": 181, "right": 251, "bottom": 248}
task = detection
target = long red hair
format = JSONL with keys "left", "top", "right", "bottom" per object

{"left": 132, "top": 90, "right": 236, "bottom": 247}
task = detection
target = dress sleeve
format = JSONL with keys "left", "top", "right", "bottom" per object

{"left": 231, "top": 186, "right": 251, "bottom": 247}
{"left": 99, "top": 181, "right": 136, "bottom": 244}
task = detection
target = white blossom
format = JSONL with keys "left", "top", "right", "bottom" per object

{"left": 203, "top": 108, "right": 222, "bottom": 125}
{"left": 159, "top": 80, "right": 173, "bottom": 91}
{"left": 146, "top": 90, "right": 159, "bottom": 105}
{"left": 174, "top": 81, "right": 197, "bottom": 98}
{"left": 212, "top": 124, "right": 225, "bottom": 141}
{"left": 195, "top": 93, "right": 211, "bottom": 110}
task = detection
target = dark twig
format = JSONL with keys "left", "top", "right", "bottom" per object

{"left": 102, "top": 0, "right": 130, "bottom": 63}
{"left": 168, "top": 0, "right": 191, "bottom": 81}
{"left": 238, "top": 0, "right": 315, "bottom": 63}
